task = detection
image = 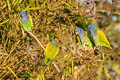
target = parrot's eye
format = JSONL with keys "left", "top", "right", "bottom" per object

{"left": 20, "top": 14, "right": 24, "bottom": 18}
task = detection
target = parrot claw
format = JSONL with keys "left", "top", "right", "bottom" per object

{"left": 90, "top": 47, "right": 97, "bottom": 54}
{"left": 105, "top": 46, "right": 112, "bottom": 49}
{"left": 90, "top": 49, "right": 95, "bottom": 54}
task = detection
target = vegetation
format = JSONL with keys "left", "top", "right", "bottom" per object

{"left": 0, "top": 0, "right": 120, "bottom": 80}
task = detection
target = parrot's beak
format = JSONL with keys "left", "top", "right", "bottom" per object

{"left": 75, "top": 32, "right": 79, "bottom": 35}
{"left": 20, "top": 14, "right": 24, "bottom": 18}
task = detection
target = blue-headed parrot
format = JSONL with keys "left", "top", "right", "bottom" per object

{"left": 44, "top": 40, "right": 59, "bottom": 65}
{"left": 75, "top": 28, "right": 94, "bottom": 53}
{"left": 20, "top": 11, "right": 33, "bottom": 39}
{"left": 88, "top": 24, "right": 112, "bottom": 49}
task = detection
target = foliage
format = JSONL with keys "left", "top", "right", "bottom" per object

{"left": 0, "top": 0, "right": 120, "bottom": 80}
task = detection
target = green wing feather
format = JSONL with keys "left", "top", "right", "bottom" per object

{"left": 44, "top": 42, "right": 59, "bottom": 65}
{"left": 77, "top": 32, "right": 93, "bottom": 50}
{"left": 93, "top": 33, "right": 100, "bottom": 46}
{"left": 28, "top": 14, "right": 33, "bottom": 30}
{"left": 81, "top": 32, "right": 93, "bottom": 50}
{"left": 97, "top": 30, "right": 111, "bottom": 48}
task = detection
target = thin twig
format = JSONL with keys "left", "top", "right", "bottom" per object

{"left": 52, "top": 61, "right": 60, "bottom": 73}
{"left": 96, "top": 10, "right": 120, "bottom": 15}
{"left": 0, "top": 71, "right": 9, "bottom": 80}
{"left": 25, "top": 30, "right": 45, "bottom": 50}
{"left": 7, "top": 66, "right": 19, "bottom": 80}
{"left": 25, "top": 30, "right": 60, "bottom": 73}
{"left": 0, "top": 19, "right": 9, "bottom": 26}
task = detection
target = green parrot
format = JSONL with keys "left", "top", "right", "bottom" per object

{"left": 44, "top": 40, "right": 59, "bottom": 65}
{"left": 88, "top": 24, "right": 112, "bottom": 49}
{"left": 20, "top": 11, "right": 33, "bottom": 39}
{"left": 75, "top": 28, "right": 94, "bottom": 53}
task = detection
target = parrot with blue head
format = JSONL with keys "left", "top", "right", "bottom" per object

{"left": 44, "top": 40, "right": 59, "bottom": 65}
{"left": 20, "top": 11, "right": 33, "bottom": 31}
{"left": 75, "top": 28, "right": 94, "bottom": 52}
{"left": 88, "top": 24, "right": 112, "bottom": 49}
{"left": 20, "top": 11, "right": 33, "bottom": 40}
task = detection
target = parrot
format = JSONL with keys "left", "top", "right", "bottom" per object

{"left": 75, "top": 28, "right": 94, "bottom": 52}
{"left": 20, "top": 11, "right": 33, "bottom": 40}
{"left": 88, "top": 24, "right": 112, "bottom": 49}
{"left": 44, "top": 40, "right": 59, "bottom": 65}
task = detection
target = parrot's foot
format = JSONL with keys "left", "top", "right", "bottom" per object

{"left": 90, "top": 49, "right": 95, "bottom": 54}
{"left": 90, "top": 47, "right": 97, "bottom": 54}
{"left": 105, "top": 46, "right": 112, "bottom": 50}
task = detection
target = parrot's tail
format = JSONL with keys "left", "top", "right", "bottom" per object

{"left": 44, "top": 58, "right": 52, "bottom": 66}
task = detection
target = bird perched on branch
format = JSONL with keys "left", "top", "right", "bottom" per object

{"left": 88, "top": 24, "right": 112, "bottom": 49}
{"left": 75, "top": 28, "right": 95, "bottom": 53}
{"left": 44, "top": 40, "right": 59, "bottom": 65}
{"left": 20, "top": 11, "right": 33, "bottom": 40}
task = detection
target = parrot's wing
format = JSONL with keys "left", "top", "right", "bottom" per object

{"left": 97, "top": 30, "right": 111, "bottom": 48}
{"left": 20, "top": 14, "right": 33, "bottom": 31}
{"left": 44, "top": 42, "right": 51, "bottom": 57}
{"left": 28, "top": 14, "right": 33, "bottom": 29}
{"left": 44, "top": 42, "right": 59, "bottom": 65}
{"left": 82, "top": 32, "right": 93, "bottom": 50}
{"left": 21, "top": 21, "right": 32, "bottom": 31}
{"left": 88, "top": 32, "right": 95, "bottom": 46}
{"left": 45, "top": 42, "right": 59, "bottom": 59}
